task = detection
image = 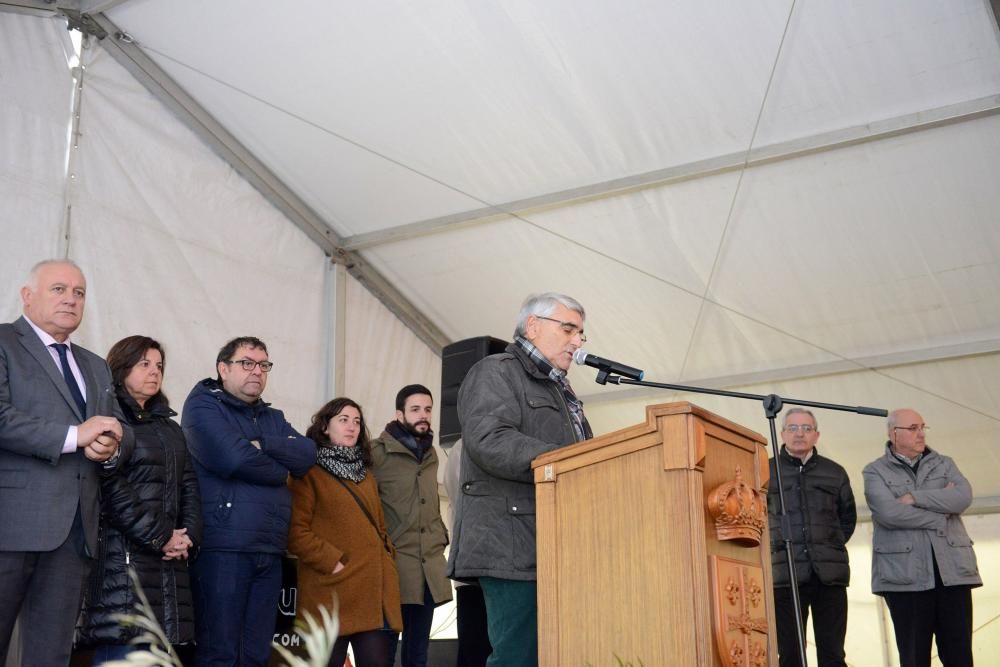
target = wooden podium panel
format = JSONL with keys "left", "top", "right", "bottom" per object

{"left": 532, "top": 402, "right": 776, "bottom": 667}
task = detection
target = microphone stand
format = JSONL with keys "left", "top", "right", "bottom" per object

{"left": 596, "top": 371, "right": 885, "bottom": 667}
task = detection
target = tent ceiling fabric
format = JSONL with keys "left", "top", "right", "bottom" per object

{"left": 0, "top": 12, "right": 72, "bottom": 292}
{"left": 67, "top": 42, "right": 333, "bottom": 429}
{"left": 0, "top": 12, "right": 445, "bottom": 435}
{"left": 2, "top": 1, "right": 999, "bottom": 502}
{"left": 105, "top": 0, "right": 1000, "bottom": 235}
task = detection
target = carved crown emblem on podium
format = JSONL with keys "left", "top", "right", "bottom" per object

{"left": 706, "top": 465, "right": 766, "bottom": 547}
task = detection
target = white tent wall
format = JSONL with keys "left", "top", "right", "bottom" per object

{"left": 344, "top": 270, "right": 442, "bottom": 427}
{"left": 60, "top": 39, "right": 329, "bottom": 429}
{"left": 0, "top": 13, "right": 440, "bottom": 431}
{"left": 0, "top": 13, "right": 74, "bottom": 319}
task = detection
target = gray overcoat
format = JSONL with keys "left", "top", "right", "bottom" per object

{"left": 863, "top": 444, "right": 982, "bottom": 593}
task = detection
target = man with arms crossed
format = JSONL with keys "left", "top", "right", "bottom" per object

{"left": 182, "top": 337, "right": 316, "bottom": 667}
{"left": 863, "top": 408, "right": 981, "bottom": 667}
{"left": 0, "top": 259, "right": 131, "bottom": 666}
{"left": 448, "top": 293, "right": 592, "bottom": 667}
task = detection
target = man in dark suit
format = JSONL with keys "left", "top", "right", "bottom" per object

{"left": 0, "top": 259, "right": 132, "bottom": 667}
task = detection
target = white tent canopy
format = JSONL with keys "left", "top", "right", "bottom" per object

{"left": 3, "top": 1, "right": 1000, "bottom": 663}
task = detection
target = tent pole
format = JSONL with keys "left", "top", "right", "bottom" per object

{"left": 60, "top": 38, "right": 88, "bottom": 259}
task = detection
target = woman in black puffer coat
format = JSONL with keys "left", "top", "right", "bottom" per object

{"left": 77, "top": 336, "right": 202, "bottom": 665}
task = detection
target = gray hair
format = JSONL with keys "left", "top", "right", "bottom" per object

{"left": 781, "top": 407, "right": 818, "bottom": 431}
{"left": 25, "top": 259, "right": 84, "bottom": 291}
{"left": 514, "top": 292, "right": 585, "bottom": 337}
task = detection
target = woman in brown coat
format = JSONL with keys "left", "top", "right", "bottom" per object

{"left": 289, "top": 398, "right": 402, "bottom": 667}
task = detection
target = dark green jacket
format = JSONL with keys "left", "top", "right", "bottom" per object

{"left": 371, "top": 430, "right": 452, "bottom": 605}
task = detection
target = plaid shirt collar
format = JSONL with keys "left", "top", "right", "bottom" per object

{"left": 514, "top": 336, "right": 592, "bottom": 442}
{"left": 514, "top": 335, "right": 565, "bottom": 383}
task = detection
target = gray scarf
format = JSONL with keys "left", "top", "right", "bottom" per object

{"left": 316, "top": 444, "right": 366, "bottom": 483}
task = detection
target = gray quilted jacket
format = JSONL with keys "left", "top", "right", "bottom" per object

{"left": 447, "top": 343, "right": 582, "bottom": 581}
{"left": 863, "top": 444, "right": 982, "bottom": 593}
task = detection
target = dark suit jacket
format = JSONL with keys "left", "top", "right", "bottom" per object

{"left": 0, "top": 316, "right": 133, "bottom": 555}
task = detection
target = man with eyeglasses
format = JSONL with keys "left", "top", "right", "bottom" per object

{"left": 863, "top": 408, "right": 981, "bottom": 667}
{"left": 768, "top": 408, "right": 856, "bottom": 667}
{"left": 181, "top": 336, "right": 316, "bottom": 666}
{"left": 448, "top": 293, "right": 593, "bottom": 667}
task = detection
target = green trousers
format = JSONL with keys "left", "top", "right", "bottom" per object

{"left": 479, "top": 576, "right": 538, "bottom": 667}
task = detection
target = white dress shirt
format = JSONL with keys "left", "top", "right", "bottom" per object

{"left": 24, "top": 316, "right": 86, "bottom": 453}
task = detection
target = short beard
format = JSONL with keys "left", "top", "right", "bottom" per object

{"left": 401, "top": 420, "right": 431, "bottom": 437}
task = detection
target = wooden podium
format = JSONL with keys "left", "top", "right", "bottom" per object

{"left": 532, "top": 402, "right": 777, "bottom": 667}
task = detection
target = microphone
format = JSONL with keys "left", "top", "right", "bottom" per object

{"left": 572, "top": 349, "right": 645, "bottom": 381}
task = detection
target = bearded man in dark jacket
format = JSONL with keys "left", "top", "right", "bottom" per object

{"left": 448, "top": 293, "right": 593, "bottom": 667}
{"left": 768, "top": 407, "right": 856, "bottom": 667}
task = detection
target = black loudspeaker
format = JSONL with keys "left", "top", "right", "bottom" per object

{"left": 439, "top": 336, "right": 508, "bottom": 446}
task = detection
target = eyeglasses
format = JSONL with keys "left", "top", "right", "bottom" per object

{"left": 226, "top": 359, "right": 274, "bottom": 372}
{"left": 536, "top": 316, "right": 587, "bottom": 343}
{"left": 783, "top": 424, "right": 815, "bottom": 434}
{"left": 894, "top": 425, "right": 929, "bottom": 433}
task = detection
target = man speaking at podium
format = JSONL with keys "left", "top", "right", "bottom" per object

{"left": 448, "top": 293, "right": 593, "bottom": 667}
